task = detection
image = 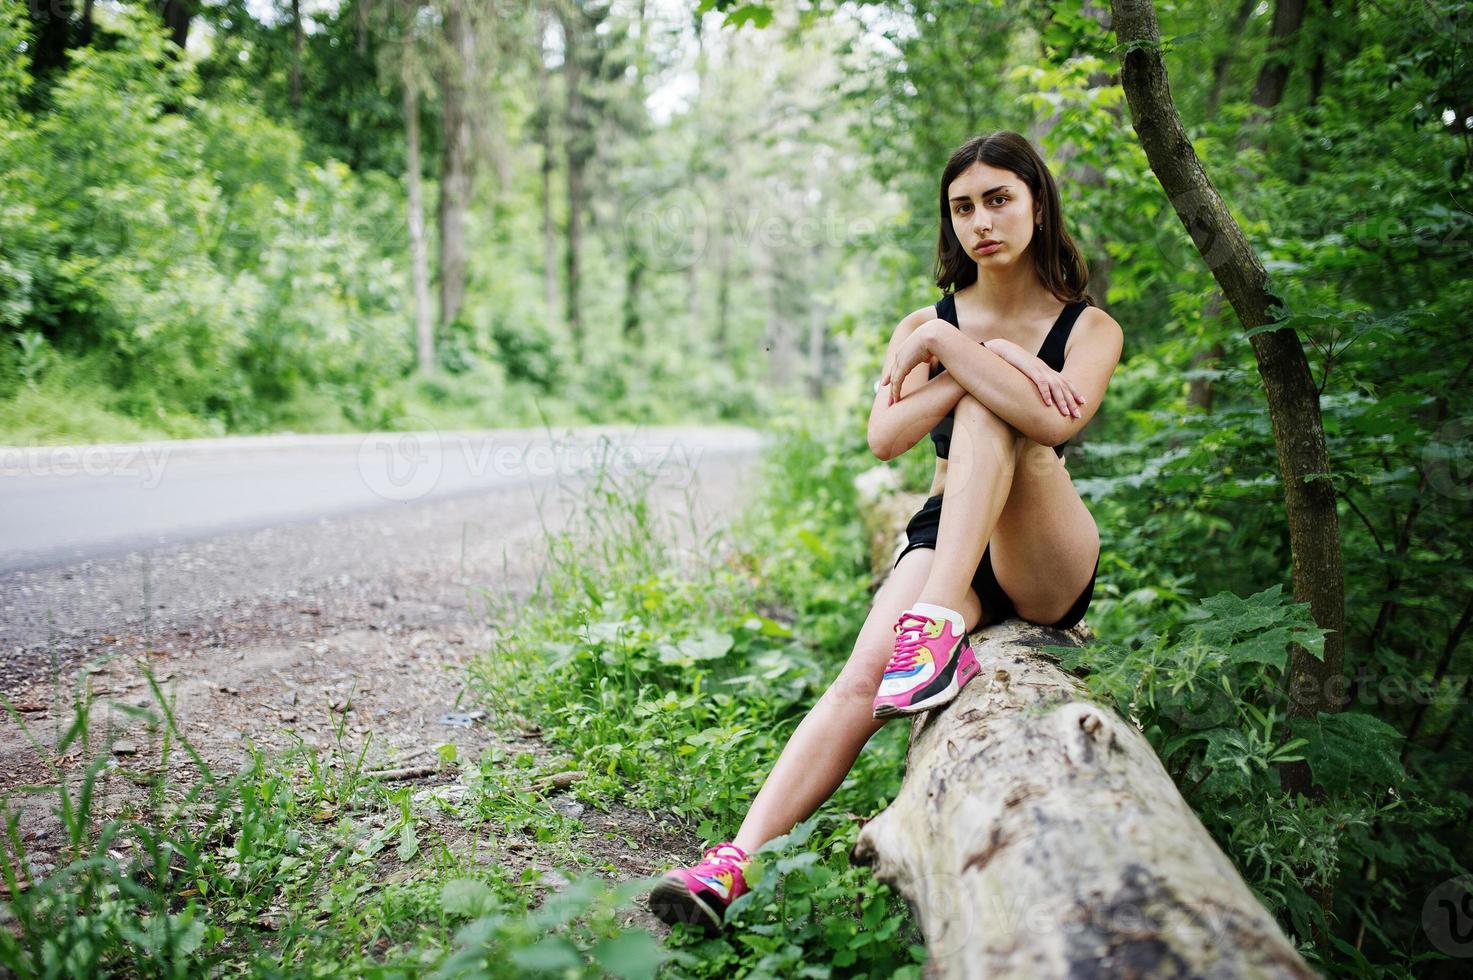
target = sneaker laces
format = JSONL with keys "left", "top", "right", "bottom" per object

{"left": 885, "top": 612, "right": 938, "bottom": 673}
{"left": 697, "top": 843, "right": 750, "bottom": 874}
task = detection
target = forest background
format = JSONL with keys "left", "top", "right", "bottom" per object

{"left": 2, "top": 0, "right": 1471, "bottom": 976}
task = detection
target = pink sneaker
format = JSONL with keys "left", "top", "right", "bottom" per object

{"left": 648, "top": 841, "right": 751, "bottom": 933}
{"left": 871, "top": 602, "right": 980, "bottom": 718}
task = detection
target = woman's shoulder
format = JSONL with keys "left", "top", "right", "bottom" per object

{"left": 1063, "top": 304, "right": 1125, "bottom": 362}
{"left": 1075, "top": 303, "right": 1122, "bottom": 336}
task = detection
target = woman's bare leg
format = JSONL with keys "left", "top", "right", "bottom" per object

{"left": 731, "top": 547, "right": 979, "bottom": 853}
{"left": 916, "top": 394, "right": 1024, "bottom": 611}
{"left": 730, "top": 397, "right": 1024, "bottom": 854}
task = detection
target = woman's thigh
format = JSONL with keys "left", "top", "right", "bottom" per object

{"left": 987, "top": 440, "right": 1100, "bottom": 624}
{"left": 828, "top": 546, "right": 980, "bottom": 705}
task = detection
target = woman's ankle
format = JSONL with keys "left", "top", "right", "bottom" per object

{"left": 731, "top": 830, "right": 769, "bottom": 855}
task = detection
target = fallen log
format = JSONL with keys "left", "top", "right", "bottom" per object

{"left": 849, "top": 469, "right": 1313, "bottom": 978}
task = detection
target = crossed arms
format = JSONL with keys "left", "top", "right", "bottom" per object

{"left": 866, "top": 305, "right": 1124, "bottom": 462}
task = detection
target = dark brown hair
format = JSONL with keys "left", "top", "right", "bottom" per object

{"left": 933, "top": 131, "right": 1093, "bottom": 305}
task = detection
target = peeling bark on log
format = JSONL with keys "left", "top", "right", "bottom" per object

{"left": 850, "top": 470, "right": 1314, "bottom": 978}
{"left": 851, "top": 635, "right": 1315, "bottom": 978}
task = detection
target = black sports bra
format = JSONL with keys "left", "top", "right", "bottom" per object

{"left": 928, "top": 292, "right": 1090, "bottom": 460}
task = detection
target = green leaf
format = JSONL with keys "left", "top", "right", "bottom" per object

{"left": 589, "top": 930, "right": 666, "bottom": 980}
{"left": 741, "top": 614, "right": 793, "bottom": 637}
{"left": 510, "top": 937, "right": 582, "bottom": 972}
{"left": 659, "top": 628, "right": 734, "bottom": 663}
{"left": 1292, "top": 711, "right": 1406, "bottom": 793}
{"left": 441, "top": 879, "right": 497, "bottom": 918}
{"left": 724, "top": 4, "right": 775, "bottom": 30}
{"left": 397, "top": 823, "right": 419, "bottom": 863}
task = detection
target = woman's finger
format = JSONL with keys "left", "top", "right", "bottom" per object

{"left": 1058, "top": 381, "right": 1077, "bottom": 416}
{"left": 1055, "top": 380, "right": 1075, "bottom": 416}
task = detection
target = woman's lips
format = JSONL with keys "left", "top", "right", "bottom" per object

{"left": 974, "top": 241, "right": 1001, "bottom": 254}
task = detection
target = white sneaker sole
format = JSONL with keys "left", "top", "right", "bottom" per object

{"left": 648, "top": 876, "right": 725, "bottom": 933}
{"left": 872, "top": 647, "right": 978, "bottom": 718}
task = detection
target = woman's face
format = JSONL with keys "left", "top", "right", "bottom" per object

{"left": 947, "top": 161, "right": 1040, "bottom": 268}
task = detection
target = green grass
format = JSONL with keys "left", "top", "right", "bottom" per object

{"left": 2, "top": 406, "right": 925, "bottom": 977}
{"left": 468, "top": 407, "right": 924, "bottom": 977}
{"left": 0, "top": 377, "right": 222, "bottom": 446}
{"left": 0, "top": 345, "right": 758, "bottom": 447}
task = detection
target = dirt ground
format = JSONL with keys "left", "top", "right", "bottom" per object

{"left": 1, "top": 447, "right": 763, "bottom": 936}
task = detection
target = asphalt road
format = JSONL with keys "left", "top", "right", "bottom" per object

{"left": 0, "top": 424, "right": 768, "bottom": 692}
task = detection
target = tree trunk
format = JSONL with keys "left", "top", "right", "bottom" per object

{"left": 161, "top": 0, "right": 192, "bottom": 50}
{"left": 850, "top": 628, "right": 1316, "bottom": 979}
{"left": 557, "top": 2, "right": 587, "bottom": 360}
{"left": 1194, "top": 0, "right": 1293, "bottom": 414}
{"left": 766, "top": 257, "right": 793, "bottom": 388}
{"left": 565, "top": 153, "right": 585, "bottom": 358}
{"left": 80, "top": 0, "right": 95, "bottom": 47}
{"left": 290, "top": 0, "right": 304, "bottom": 111}
{"left": 28, "top": 0, "right": 76, "bottom": 79}
{"left": 805, "top": 289, "right": 824, "bottom": 400}
{"left": 537, "top": 7, "right": 560, "bottom": 328}
{"left": 1187, "top": 335, "right": 1225, "bottom": 413}
{"left": 1205, "top": 0, "right": 1258, "bottom": 120}
{"left": 437, "top": 2, "right": 475, "bottom": 333}
{"left": 623, "top": 244, "right": 644, "bottom": 341}
{"left": 403, "top": 60, "right": 434, "bottom": 375}
{"left": 1237, "top": 0, "right": 1308, "bottom": 153}
{"left": 714, "top": 229, "right": 731, "bottom": 358}
{"left": 849, "top": 477, "right": 1315, "bottom": 979}
{"left": 1109, "top": 0, "right": 1345, "bottom": 798}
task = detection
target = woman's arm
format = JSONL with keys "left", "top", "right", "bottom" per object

{"left": 866, "top": 309, "right": 968, "bottom": 461}
{"left": 891, "top": 309, "right": 1124, "bottom": 448}
{"left": 870, "top": 370, "right": 968, "bottom": 461}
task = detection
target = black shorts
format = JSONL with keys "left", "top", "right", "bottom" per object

{"left": 892, "top": 493, "right": 1098, "bottom": 631}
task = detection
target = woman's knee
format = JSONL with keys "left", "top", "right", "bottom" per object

{"left": 828, "top": 649, "right": 888, "bottom": 705}
{"left": 955, "top": 393, "right": 1019, "bottom": 438}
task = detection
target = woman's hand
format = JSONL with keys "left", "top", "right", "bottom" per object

{"left": 880, "top": 320, "right": 943, "bottom": 406}
{"left": 984, "top": 338, "right": 1086, "bottom": 418}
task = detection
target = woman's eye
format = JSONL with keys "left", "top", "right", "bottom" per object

{"left": 989, "top": 196, "right": 1008, "bottom": 206}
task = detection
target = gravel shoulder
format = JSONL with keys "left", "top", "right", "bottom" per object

{"left": 1, "top": 435, "right": 764, "bottom": 936}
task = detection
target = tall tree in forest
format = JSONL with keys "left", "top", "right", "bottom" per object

{"left": 356, "top": 0, "right": 438, "bottom": 373}
{"left": 1203, "top": 0, "right": 1257, "bottom": 121}
{"left": 289, "top": 0, "right": 305, "bottom": 110}
{"left": 27, "top": 0, "right": 78, "bottom": 80}
{"left": 552, "top": 0, "right": 593, "bottom": 357}
{"left": 1192, "top": 0, "right": 1308, "bottom": 412}
{"left": 1240, "top": 0, "right": 1307, "bottom": 147}
{"left": 161, "top": 0, "right": 192, "bottom": 49}
{"left": 548, "top": 0, "right": 639, "bottom": 359}
{"left": 398, "top": 4, "right": 436, "bottom": 375}
{"left": 437, "top": 1, "right": 476, "bottom": 335}
{"left": 535, "top": 4, "right": 560, "bottom": 327}
{"left": 1109, "top": 0, "right": 1345, "bottom": 799}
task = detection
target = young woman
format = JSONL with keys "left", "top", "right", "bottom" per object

{"left": 649, "top": 131, "right": 1124, "bottom": 933}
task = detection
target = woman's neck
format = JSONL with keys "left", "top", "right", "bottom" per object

{"left": 963, "top": 261, "right": 1048, "bottom": 318}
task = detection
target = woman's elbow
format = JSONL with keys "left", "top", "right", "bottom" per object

{"left": 1036, "top": 416, "right": 1075, "bottom": 452}
{"left": 867, "top": 423, "right": 898, "bottom": 461}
